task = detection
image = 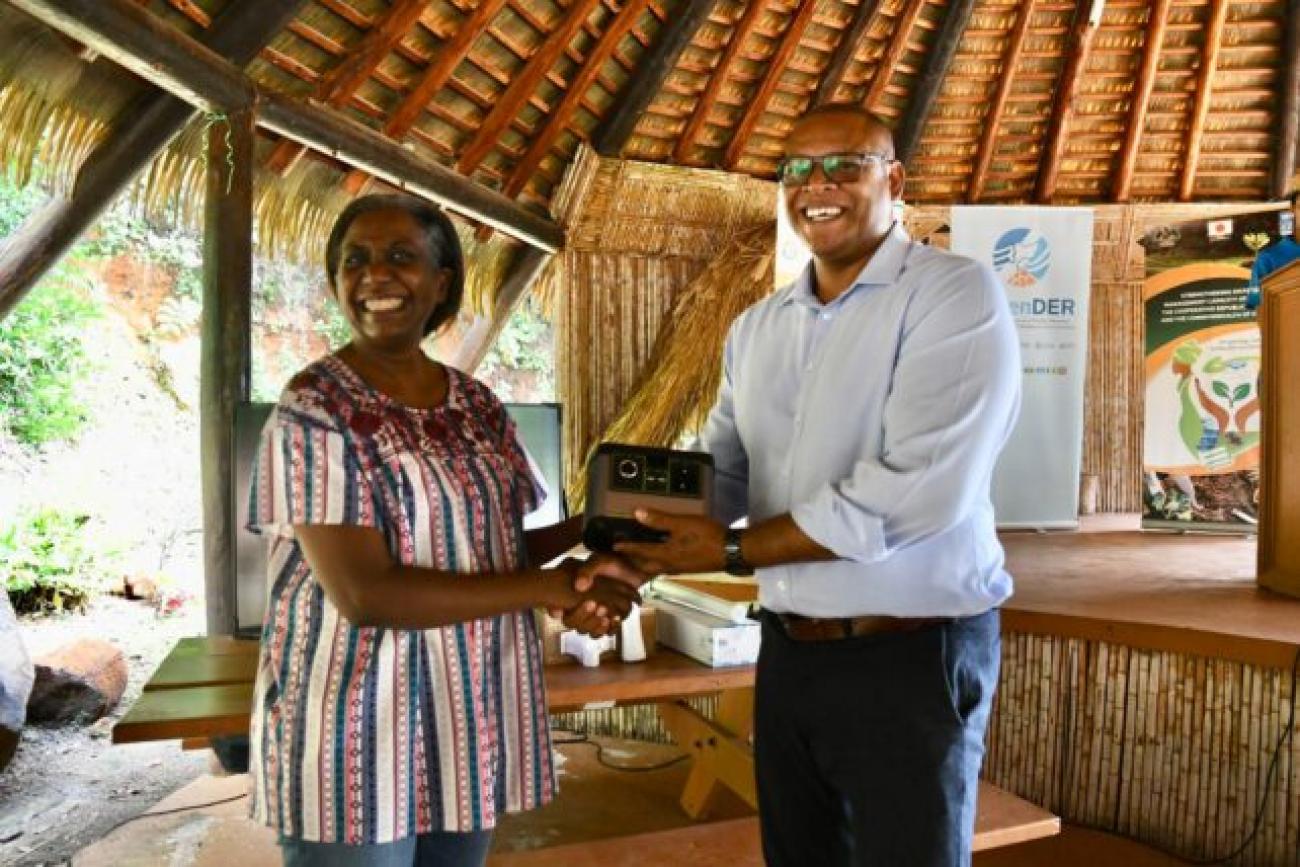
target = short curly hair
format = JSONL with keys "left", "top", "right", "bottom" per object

{"left": 324, "top": 194, "right": 466, "bottom": 336}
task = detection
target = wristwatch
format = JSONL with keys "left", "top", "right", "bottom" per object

{"left": 723, "top": 527, "right": 754, "bottom": 577}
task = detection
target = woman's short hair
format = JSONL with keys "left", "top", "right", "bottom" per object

{"left": 325, "top": 194, "right": 466, "bottom": 336}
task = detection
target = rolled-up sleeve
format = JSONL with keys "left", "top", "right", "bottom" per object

{"left": 699, "top": 326, "right": 750, "bottom": 526}
{"left": 790, "top": 262, "right": 1021, "bottom": 562}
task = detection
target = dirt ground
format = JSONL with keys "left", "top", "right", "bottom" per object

{"left": 0, "top": 596, "right": 209, "bottom": 867}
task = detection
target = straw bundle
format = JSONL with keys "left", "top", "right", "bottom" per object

{"left": 566, "top": 221, "right": 775, "bottom": 508}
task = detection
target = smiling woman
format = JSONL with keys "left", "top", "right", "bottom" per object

{"left": 245, "top": 195, "right": 649, "bottom": 866}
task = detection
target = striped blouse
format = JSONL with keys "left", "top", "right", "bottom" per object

{"left": 246, "top": 354, "right": 556, "bottom": 844}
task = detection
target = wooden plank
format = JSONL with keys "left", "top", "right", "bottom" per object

{"left": 450, "top": 246, "right": 551, "bottom": 373}
{"left": 893, "top": 0, "right": 979, "bottom": 163}
{"left": 456, "top": 0, "right": 606, "bottom": 176}
{"left": 488, "top": 782, "right": 1059, "bottom": 865}
{"left": 658, "top": 698, "right": 758, "bottom": 818}
{"left": 265, "top": 0, "right": 434, "bottom": 176}
{"left": 503, "top": 0, "right": 651, "bottom": 198}
{"left": 862, "top": 0, "right": 928, "bottom": 112}
{"left": 111, "top": 683, "right": 255, "bottom": 744}
{"left": 1273, "top": 0, "right": 1300, "bottom": 198}
{"left": 200, "top": 105, "right": 254, "bottom": 636}
{"left": 340, "top": 0, "right": 509, "bottom": 195}
{"left": 146, "top": 647, "right": 257, "bottom": 690}
{"left": 673, "top": 0, "right": 767, "bottom": 165}
{"left": 1112, "top": 0, "right": 1173, "bottom": 202}
{"left": 1177, "top": 0, "right": 1230, "bottom": 201}
{"left": 0, "top": 0, "right": 305, "bottom": 323}
{"left": 173, "top": 635, "right": 260, "bottom": 657}
{"left": 811, "top": 0, "right": 883, "bottom": 106}
{"left": 968, "top": 0, "right": 1036, "bottom": 202}
{"left": 545, "top": 651, "right": 755, "bottom": 713}
{"left": 1035, "top": 0, "right": 1098, "bottom": 202}
{"left": 591, "top": 0, "right": 719, "bottom": 156}
{"left": 10, "top": 0, "right": 565, "bottom": 252}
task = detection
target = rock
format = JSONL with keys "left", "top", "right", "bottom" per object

{"left": 0, "top": 592, "right": 35, "bottom": 771}
{"left": 26, "top": 639, "right": 127, "bottom": 725}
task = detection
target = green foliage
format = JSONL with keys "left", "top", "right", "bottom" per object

{"left": 1, "top": 508, "right": 115, "bottom": 616}
{"left": 0, "top": 176, "right": 46, "bottom": 238}
{"left": 0, "top": 267, "right": 100, "bottom": 445}
{"left": 314, "top": 300, "right": 352, "bottom": 350}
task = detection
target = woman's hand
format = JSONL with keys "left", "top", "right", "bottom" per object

{"left": 545, "top": 557, "right": 645, "bottom": 638}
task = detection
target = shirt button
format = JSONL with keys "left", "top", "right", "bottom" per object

{"left": 777, "top": 580, "right": 787, "bottom": 592}
{"left": 820, "top": 312, "right": 832, "bottom": 321}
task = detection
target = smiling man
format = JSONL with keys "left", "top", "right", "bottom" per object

{"left": 616, "top": 104, "right": 1023, "bottom": 866}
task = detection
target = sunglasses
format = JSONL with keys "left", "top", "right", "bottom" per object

{"left": 776, "top": 152, "right": 896, "bottom": 187}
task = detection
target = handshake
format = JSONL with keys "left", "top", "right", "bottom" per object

{"left": 544, "top": 553, "right": 650, "bottom": 638}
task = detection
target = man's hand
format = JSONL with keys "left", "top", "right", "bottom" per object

{"left": 615, "top": 509, "right": 726, "bottom": 576}
{"left": 547, "top": 553, "right": 649, "bottom": 638}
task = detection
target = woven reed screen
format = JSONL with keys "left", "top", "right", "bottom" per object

{"left": 988, "top": 632, "right": 1299, "bottom": 865}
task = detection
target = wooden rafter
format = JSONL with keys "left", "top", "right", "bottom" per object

{"left": 456, "top": 0, "right": 605, "bottom": 177}
{"left": 503, "top": 0, "right": 651, "bottom": 198}
{"left": 862, "top": 0, "right": 928, "bottom": 113}
{"left": 1112, "top": 0, "right": 1173, "bottom": 202}
{"left": 8, "top": 0, "right": 565, "bottom": 252}
{"left": 812, "top": 0, "right": 883, "bottom": 106}
{"left": 0, "top": 0, "right": 307, "bottom": 322}
{"left": 892, "top": 0, "right": 977, "bottom": 163}
{"left": 968, "top": 0, "right": 1036, "bottom": 202}
{"left": 339, "top": 0, "right": 509, "bottom": 195}
{"left": 1035, "top": 0, "right": 1100, "bottom": 202}
{"left": 1178, "top": 0, "right": 1231, "bottom": 201}
{"left": 1273, "top": 0, "right": 1300, "bottom": 198}
{"left": 672, "top": 0, "right": 767, "bottom": 165}
{"left": 265, "top": 0, "right": 433, "bottom": 176}
{"left": 450, "top": 247, "right": 551, "bottom": 373}
{"left": 591, "top": 0, "right": 718, "bottom": 156}
{"left": 723, "top": 0, "right": 820, "bottom": 170}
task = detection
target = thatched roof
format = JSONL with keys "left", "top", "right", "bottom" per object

{"left": 0, "top": 0, "right": 1296, "bottom": 268}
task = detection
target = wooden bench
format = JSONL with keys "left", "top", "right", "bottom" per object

{"left": 114, "top": 636, "right": 1058, "bottom": 855}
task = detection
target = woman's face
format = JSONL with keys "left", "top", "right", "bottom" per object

{"left": 332, "top": 208, "right": 449, "bottom": 353}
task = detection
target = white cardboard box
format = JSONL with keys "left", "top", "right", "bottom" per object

{"left": 653, "top": 596, "right": 760, "bottom": 667}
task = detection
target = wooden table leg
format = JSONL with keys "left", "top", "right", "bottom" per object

{"left": 657, "top": 687, "right": 757, "bottom": 820}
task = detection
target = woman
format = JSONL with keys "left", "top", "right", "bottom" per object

{"left": 246, "top": 194, "right": 641, "bottom": 866}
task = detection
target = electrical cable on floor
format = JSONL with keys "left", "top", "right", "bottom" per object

{"left": 100, "top": 792, "right": 249, "bottom": 839}
{"left": 553, "top": 732, "right": 691, "bottom": 773}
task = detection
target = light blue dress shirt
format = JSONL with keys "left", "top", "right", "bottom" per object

{"left": 700, "top": 223, "right": 1022, "bottom": 618}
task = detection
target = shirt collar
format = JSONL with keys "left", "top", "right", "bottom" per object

{"left": 780, "top": 222, "right": 913, "bottom": 309}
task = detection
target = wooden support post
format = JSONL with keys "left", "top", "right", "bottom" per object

{"left": 893, "top": 0, "right": 978, "bottom": 163}
{"left": 200, "top": 107, "right": 254, "bottom": 637}
{"left": 1112, "top": 0, "right": 1172, "bottom": 202}
{"left": 591, "top": 0, "right": 718, "bottom": 157}
{"left": 968, "top": 0, "right": 1035, "bottom": 202}
{"left": 0, "top": 0, "right": 305, "bottom": 323}
{"left": 1035, "top": 0, "right": 1100, "bottom": 202}
{"left": 812, "top": 0, "right": 882, "bottom": 106}
{"left": 449, "top": 247, "right": 551, "bottom": 373}
{"left": 723, "top": 0, "right": 820, "bottom": 170}
{"left": 673, "top": 0, "right": 766, "bottom": 165}
{"left": 1178, "top": 0, "right": 1229, "bottom": 201}
{"left": 1273, "top": 0, "right": 1300, "bottom": 198}
{"left": 6, "top": 0, "right": 565, "bottom": 253}
{"left": 657, "top": 690, "right": 758, "bottom": 820}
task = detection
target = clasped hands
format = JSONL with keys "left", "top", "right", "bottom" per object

{"left": 548, "top": 509, "right": 727, "bottom": 638}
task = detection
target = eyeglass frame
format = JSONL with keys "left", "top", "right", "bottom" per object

{"left": 775, "top": 151, "right": 898, "bottom": 187}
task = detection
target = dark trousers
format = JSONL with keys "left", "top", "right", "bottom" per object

{"left": 754, "top": 608, "right": 1001, "bottom": 867}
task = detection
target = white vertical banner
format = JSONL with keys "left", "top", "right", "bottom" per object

{"left": 951, "top": 207, "right": 1093, "bottom": 529}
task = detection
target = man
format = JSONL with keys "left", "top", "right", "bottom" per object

{"left": 1251, "top": 188, "right": 1300, "bottom": 286}
{"left": 616, "top": 104, "right": 1022, "bottom": 866}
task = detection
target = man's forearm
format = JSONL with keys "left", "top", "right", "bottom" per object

{"left": 738, "top": 514, "right": 837, "bottom": 569}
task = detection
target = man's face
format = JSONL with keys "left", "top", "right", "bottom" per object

{"left": 780, "top": 113, "right": 905, "bottom": 266}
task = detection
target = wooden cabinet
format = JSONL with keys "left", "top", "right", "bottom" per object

{"left": 1258, "top": 258, "right": 1300, "bottom": 598}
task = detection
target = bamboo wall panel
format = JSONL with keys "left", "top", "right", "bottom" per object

{"left": 988, "top": 632, "right": 1300, "bottom": 865}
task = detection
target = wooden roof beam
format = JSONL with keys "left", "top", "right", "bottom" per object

{"left": 8, "top": 0, "right": 564, "bottom": 252}
{"left": 450, "top": 246, "right": 551, "bottom": 373}
{"left": 0, "top": 0, "right": 306, "bottom": 322}
{"left": 265, "top": 0, "right": 433, "bottom": 177}
{"left": 1273, "top": 0, "right": 1300, "bottom": 197}
{"left": 812, "top": 0, "right": 884, "bottom": 106}
{"left": 892, "top": 0, "right": 979, "bottom": 163}
{"left": 968, "top": 0, "right": 1037, "bottom": 202}
{"left": 1036, "top": 0, "right": 1103, "bottom": 202}
{"left": 339, "top": 0, "right": 509, "bottom": 195}
{"left": 1112, "top": 0, "right": 1173, "bottom": 202}
{"left": 673, "top": 0, "right": 768, "bottom": 165}
{"left": 1178, "top": 0, "right": 1231, "bottom": 201}
{"left": 723, "top": 0, "right": 820, "bottom": 169}
{"left": 591, "top": 0, "right": 718, "bottom": 156}
{"left": 503, "top": 0, "right": 651, "bottom": 198}
{"left": 862, "top": 0, "right": 929, "bottom": 112}
{"left": 456, "top": 0, "right": 605, "bottom": 177}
